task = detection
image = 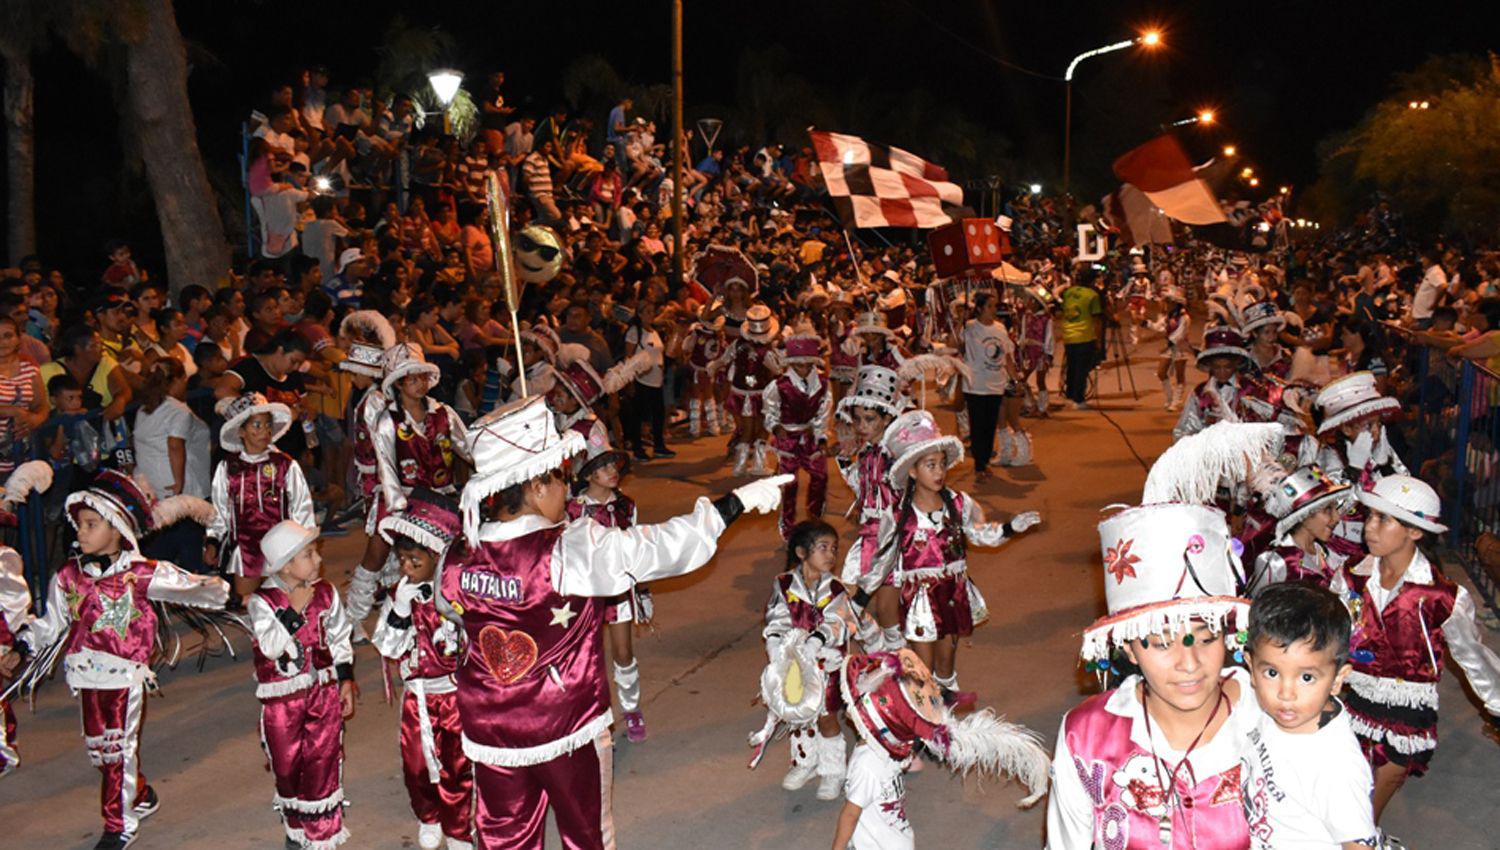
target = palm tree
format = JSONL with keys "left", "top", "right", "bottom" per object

{"left": 51, "top": 0, "right": 230, "bottom": 292}
{"left": 0, "top": 0, "right": 43, "bottom": 263}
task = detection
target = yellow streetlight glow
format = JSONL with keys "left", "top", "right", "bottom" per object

{"left": 1249, "top": 177, "right": 1260, "bottom": 187}
{"left": 1197, "top": 110, "right": 1215, "bottom": 125}
{"left": 1222, "top": 145, "right": 1237, "bottom": 157}
{"left": 1420, "top": 100, "right": 1431, "bottom": 109}
{"left": 1279, "top": 186, "right": 1290, "bottom": 194}
{"left": 1240, "top": 167, "right": 1254, "bottom": 178}
{"left": 1140, "top": 30, "right": 1162, "bottom": 47}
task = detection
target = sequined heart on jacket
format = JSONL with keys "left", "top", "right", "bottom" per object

{"left": 477, "top": 626, "right": 538, "bottom": 685}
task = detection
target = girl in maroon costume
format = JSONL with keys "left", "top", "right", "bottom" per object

{"left": 715, "top": 304, "right": 780, "bottom": 475}
{"left": 249, "top": 521, "right": 356, "bottom": 850}
{"left": 567, "top": 434, "right": 652, "bottom": 743}
{"left": 205, "top": 393, "right": 316, "bottom": 599}
{"left": 22, "top": 471, "right": 230, "bottom": 850}
{"left": 763, "top": 330, "right": 831, "bottom": 539}
{"left": 372, "top": 490, "right": 472, "bottom": 850}
{"left": 334, "top": 310, "right": 398, "bottom": 631}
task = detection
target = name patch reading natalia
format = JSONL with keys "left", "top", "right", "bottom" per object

{"left": 460, "top": 571, "right": 524, "bottom": 603}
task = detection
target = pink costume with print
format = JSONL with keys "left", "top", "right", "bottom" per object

{"left": 23, "top": 552, "right": 228, "bottom": 835}
{"left": 248, "top": 579, "right": 354, "bottom": 849}
{"left": 828, "top": 322, "right": 858, "bottom": 384}
{"left": 0, "top": 618, "right": 16, "bottom": 777}
{"left": 764, "top": 371, "right": 831, "bottom": 539}
{"left": 376, "top": 400, "right": 469, "bottom": 511}
{"left": 764, "top": 571, "right": 853, "bottom": 714}
{"left": 441, "top": 492, "right": 729, "bottom": 850}
{"left": 207, "top": 449, "right": 315, "bottom": 577}
{"left": 837, "top": 445, "right": 900, "bottom": 594}
{"left": 1017, "top": 310, "right": 1053, "bottom": 374}
{"left": 685, "top": 325, "right": 724, "bottom": 376}
{"left": 371, "top": 582, "right": 472, "bottom": 844}
{"left": 1059, "top": 686, "right": 1250, "bottom": 850}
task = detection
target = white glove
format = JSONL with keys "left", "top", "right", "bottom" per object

{"left": 734, "top": 474, "right": 795, "bottom": 514}
{"left": 1370, "top": 426, "right": 1392, "bottom": 466}
{"left": 1009, "top": 511, "right": 1041, "bottom": 534}
{"left": 392, "top": 577, "right": 425, "bottom": 617}
{"left": 1347, "top": 430, "right": 1374, "bottom": 471}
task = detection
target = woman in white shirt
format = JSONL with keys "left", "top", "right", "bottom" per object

{"left": 959, "top": 292, "right": 1020, "bottom": 480}
{"left": 134, "top": 358, "right": 214, "bottom": 569}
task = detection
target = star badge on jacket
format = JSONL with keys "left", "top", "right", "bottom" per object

{"left": 91, "top": 587, "right": 142, "bottom": 639}
{"left": 550, "top": 602, "right": 576, "bottom": 628}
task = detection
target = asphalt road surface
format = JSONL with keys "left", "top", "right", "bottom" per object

{"left": 4, "top": 349, "right": 1497, "bottom": 849}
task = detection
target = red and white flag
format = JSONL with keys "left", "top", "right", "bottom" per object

{"left": 1112, "top": 135, "right": 1227, "bottom": 226}
{"left": 1103, "top": 183, "right": 1174, "bottom": 247}
{"left": 809, "top": 129, "right": 963, "bottom": 229}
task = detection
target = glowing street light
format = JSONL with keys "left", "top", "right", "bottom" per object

{"left": 1249, "top": 177, "right": 1260, "bottom": 187}
{"left": 1407, "top": 100, "right": 1431, "bottom": 110}
{"left": 1240, "top": 167, "right": 1254, "bottom": 178}
{"left": 427, "top": 69, "right": 464, "bottom": 109}
{"left": 1029, "top": 183, "right": 1043, "bottom": 195}
{"left": 1062, "top": 28, "right": 1164, "bottom": 190}
{"left": 1279, "top": 186, "right": 1291, "bottom": 195}
{"left": 1197, "top": 109, "right": 1215, "bottom": 125}
{"left": 1222, "top": 145, "right": 1237, "bottom": 157}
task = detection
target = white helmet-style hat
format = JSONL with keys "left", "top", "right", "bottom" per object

{"left": 381, "top": 343, "right": 441, "bottom": 396}
{"left": 1356, "top": 474, "right": 1447, "bottom": 533}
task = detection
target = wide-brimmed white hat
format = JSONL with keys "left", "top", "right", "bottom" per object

{"left": 1196, "top": 327, "right": 1251, "bottom": 367}
{"left": 1314, "top": 371, "right": 1400, "bottom": 435}
{"left": 520, "top": 324, "right": 562, "bottom": 363}
{"left": 1264, "top": 464, "right": 1353, "bottom": 539}
{"left": 460, "top": 395, "right": 587, "bottom": 543}
{"left": 260, "top": 520, "right": 320, "bottom": 576}
{"left": 836, "top": 365, "right": 907, "bottom": 423}
{"left": 883, "top": 410, "right": 963, "bottom": 487}
{"left": 741, "top": 304, "right": 780, "bottom": 343}
{"left": 1239, "top": 301, "right": 1286, "bottom": 334}
{"left": 339, "top": 342, "right": 385, "bottom": 378}
{"left": 381, "top": 342, "right": 441, "bottom": 395}
{"left": 218, "top": 392, "right": 293, "bottom": 452}
{"left": 852, "top": 310, "right": 896, "bottom": 338}
{"left": 1357, "top": 474, "right": 1446, "bottom": 533}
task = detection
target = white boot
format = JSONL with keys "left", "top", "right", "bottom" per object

{"left": 345, "top": 565, "right": 380, "bottom": 630}
{"left": 689, "top": 400, "right": 702, "bottom": 437}
{"left": 1169, "top": 381, "right": 1185, "bottom": 412}
{"left": 418, "top": 821, "right": 443, "bottom": 850}
{"left": 1037, "top": 389, "right": 1050, "bottom": 416}
{"left": 705, "top": 402, "right": 721, "bottom": 436}
{"left": 1161, "top": 377, "right": 1175, "bottom": 410}
{"left": 732, "top": 443, "right": 750, "bottom": 475}
{"left": 1008, "top": 430, "right": 1032, "bottom": 466}
{"left": 447, "top": 839, "right": 474, "bottom": 850}
{"left": 880, "top": 625, "right": 904, "bottom": 652}
{"left": 782, "top": 729, "right": 819, "bottom": 791}
{"left": 815, "top": 734, "right": 848, "bottom": 801}
{"left": 996, "top": 429, "right": 1014, "bottom": 467}
{"left": 754, "top": 440, "right": 771, "bottom": 473}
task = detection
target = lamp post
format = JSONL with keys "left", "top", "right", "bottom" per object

{"left": 1166, "top": 109, "right": 1214, "bottom": 128}
{"left": 1063, "top": 29, "right": 1160, "bottom": 193}
{"left": 671, "top": 0, "right": 685, "bottom": 287}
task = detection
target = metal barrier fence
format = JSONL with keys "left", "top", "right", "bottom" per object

{"left": 1389, "top": 325, "right": 1500, "bottom": 617}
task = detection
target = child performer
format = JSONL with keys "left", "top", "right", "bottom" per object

{"left": 681, "top": 304, "right": 726, "bottom": 437}
{"left": 758, "top": 520, "right": 857, "bottom": 800}
{"left": 1247, "top": 465, "right": 1351, "bottom": 595}
{"left": 249, "top": 521, "right": 356, "bottom": 850}
{"left": 834, "top": 365, "right": 907, "bottom": 652}
{"left": 826, "top": 291, "right": 859, "bottom": 410}
{"left": 1152, "top": 287, "right": 1190, "bottom": 411}
{"left": 1331, "top": 476, "right": 1500, "bottom": 827}
{"left": 764, "top": 328, "right": 831, "bottom": 539}
{"left": 367, "top": 343, "right": 471, "bottom": 621}
{"left": 20, "top": 471, "right": 230, "bottom": 850}
{"left": 205, "top": 393, "right": 315, "bottom": 599}
{"left": 371, "top": 491, "right": 472, "bottom": 850}
{"left": 1014, "top": 286, "right": 1056, "bottom": 417}
{"left": 1311, "top": 372, "right": 1407, "bottom": 566}
{"left": 441, "top": 396, "right": 789, "bottom": 849}
{"left": 0, "top": 545, "right": 28, "bottom": 776}
{"left": 848, "top": 310, "right": 905, "bottom": 370}
{"left": 835, "top": 649, "right": 1049, "bottom": 850}
{"left": 511, "top": 325, "right": 561, "bottom": 401}
{"left": 1241, "top": 301, "right": 1290, "bottom": 380}
{"left": 1173, "top": 327, "right": 1258, "bottom": 441}
{"left": 881, "top": 410, "right": 1040, "bottom": 705}
{"left": 717, "top": 304, "right": 781, "bottom": 475}
{"left": 1241, "top": 583, "right": 1378, "bottom": 850}
{"left": 336, "top": 311, "right": 397, "bottom": 630}
{"left": 567, "top": 435, "right": 652, "bottom": 743}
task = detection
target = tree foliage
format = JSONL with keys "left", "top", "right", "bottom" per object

{"left": 1310, "top": 53, "right": 1500, "bottom": 238}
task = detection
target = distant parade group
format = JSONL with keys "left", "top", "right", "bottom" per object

{"left": 1, "top": 229, "right": 1499, "bottom": 850}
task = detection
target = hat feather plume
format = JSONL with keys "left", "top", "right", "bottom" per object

{"left": 898, "top": 353, "right": 972, "bottom": 384}
{"left": 0, "top": 460, "right": 54, "bottom": 506}
{"left": 339, "top": 310, "right": 397, "bottom": 349}
{"left": 600, "top": 349, "right": 655, "bottom": 395}
{"left": 937, "top": 709, "right": 1051, "bottom": 807}
{"left": 1142, "top": 422, "right": 1284, "bottom": 505}
{"left": 153, "top": 495, "right": 218, "bottom": 529}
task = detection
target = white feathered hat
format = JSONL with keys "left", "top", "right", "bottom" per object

{"left": 217, "top": 392, "right": 293, "bottom": 452}
{"left": 883, "top": 409, "right": 964, "bottom": 487}
{"left": 338, "top": 310, "right": 398, "bottom": 378}
{"left": 460, "top": 396, "right": 587, "bottom": 544}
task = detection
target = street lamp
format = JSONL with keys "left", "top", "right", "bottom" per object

{"left": 1407, "top": 100, "right": 1431, "bottom": 110}
{"left": 1063, "top": 29, "right": 1162, "bottom": 192}
{"left": 1222, "top": 145, "right": 1237, "bottom": 157}
{"left": 1249, "top": 177, "right": 1260, "bottom": 187}
{"left": 1279, "top": 186, "right": 1291, "bottom": 195}
{"left": 427, "top": 69, "right": 464, "bottom": 109}
{"left": 1166, "top": 109, "right": 1215, "bottom": 129}
{"left": 1029, "top": 183, "right": 1043, "bottom": 195}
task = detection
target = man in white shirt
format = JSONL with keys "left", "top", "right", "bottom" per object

{"left": 1411, "top": 252, "right": 1448, "bottom": 327}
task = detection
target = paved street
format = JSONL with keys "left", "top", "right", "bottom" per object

{"left": 4, "top": 350, "right": 1498, "bottom": 849}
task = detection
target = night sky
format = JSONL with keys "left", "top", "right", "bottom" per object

{"left": 5, "top": 0, "right": 1495, "bottom": 277}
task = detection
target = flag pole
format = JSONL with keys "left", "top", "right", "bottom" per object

{"left": 486, "top": 173, "right": 527, "bottom": 397}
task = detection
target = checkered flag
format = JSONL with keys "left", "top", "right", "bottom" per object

{"left": 809, "top": 128, "right": 963, "bottom": 229}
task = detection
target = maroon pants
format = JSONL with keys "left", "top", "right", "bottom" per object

{"left": 80, "top": 685, "right": 148, "bottom": 833}
{"left": 260, "top": 682, "right": 347, "bottom": 847}
{"left": 775, "top": 434, "right": 828, "bottom": 539}
{"left": 400, "top": 687, "right": 472, "bottom": 841}
{"left": 473, "top": 730, "right": 614, "bottom": 850}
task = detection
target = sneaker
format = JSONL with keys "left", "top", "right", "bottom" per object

{"left": 782, "top": 759, "right": 818, "bottom": 791}
{"left": 652, "top": 446, "right": 677, "bottom": 458}
{"left": 93, "top": 831, "right": 137, "bottom": 850}
{"left": 131, "top": 785, "right": 159, "bottom": 819}
{"left": 624, "top": 711, "right": 648, "bottom": 743}
{"left": 418, "top": 821, "right": 444, "bottom": 850}
{"left": 815, "top": 772, "right": 843, "bottom": 801}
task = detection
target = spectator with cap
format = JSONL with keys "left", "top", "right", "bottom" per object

{"left": 325, "top": 248, "right": 371, "bottom": 308}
